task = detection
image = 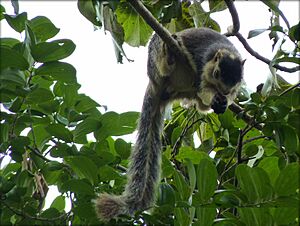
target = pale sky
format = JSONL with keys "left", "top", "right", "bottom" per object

{"left": 1, "top": 1, "right": 299, "bottom": 113}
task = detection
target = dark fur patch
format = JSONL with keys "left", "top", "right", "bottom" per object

{"left": 219, "top": 56, "right": 243, "bottom": 87}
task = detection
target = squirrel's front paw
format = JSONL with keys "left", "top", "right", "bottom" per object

{"left": 211, "top": 94, "right": 227, "bottom": 114}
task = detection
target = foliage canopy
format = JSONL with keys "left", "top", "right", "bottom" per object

{"left": 0, "top": 0, "right": 299, "bottom": 225}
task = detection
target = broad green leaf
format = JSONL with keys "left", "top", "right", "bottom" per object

{"left": 50, "top": 195, "right": 65, "bottom": 212}
{"left": 0, "top": 46, "right": 29, "bottom": 70}
{"left": 275, "top": 125, "right": 299, "bottom": 154}
{"left": 31, "top": 39, "right": 76, "bottom": 62}
{"left": 114, "top": 138, "right": 131, "bottom": 160}
{"left": 208, "top": 0, "right": 227, "bottom": 12}
{"left": 213, "top": 190, "right": 240, "bottom": 207}
{"left": 40, "top": 208, "right": 61, "bottom": 219}
{"left": 64, "top": 156, "right": 98, "bottom": 185}
{"left": 275, "top": 163, "right": 299, "bottom": 196}
{"left": 98, "top": 165, "right": 122, "bottom": 181}
{"left": 73, "top": 118, "right": 100, "bottom": 141}
{"left": 258, "top": 157, "right": 279, "bottom": 186}
{"left": 0, "top": 123, "right": 9, "bottom": 143}
{"left": 186, "top": 159, "right": 196, "bottom": 193}
{"left": 26, "top": 88, "right": 54, "bottom": 104}
{"left": 29, "top": 125, "right": 52, "bottom": 150}
{"left": 236, "top": 165, "right": 273, "bottom": 203}
{"left": 29, "top": 16, "right": 60, "bottom": 42}
{"left": 116, "top": 2, "right": 153, "bottom": 47}
{"left": 0, "top": 38, "right": 20, "bottom": 48}
{"left": 174, "top": 170, "right": 190, "bottom": 201}
{"left": 74, "top": 94, "right": 100, "bottom": 112}
{"left": 174, "top": 208, "right": 190, "bottom": 226}
{"left": 195, "top": 207, "right": 216, "bottom": 226}
{"left": 0, "top": 69, "right": 26, "bottom": 86}
{"left": 273, "top": 207, "right": 298, "bottom": 225}
{"left": 0, "top": 5, "right": 5, "bottom": 21}
{"left": 35, "top": 61, "right": 77, "bottom": 84}
{"left": 77, "top": 0, "right": 101, "bottom": 26}
{"left": 46, "top": 124, "right": 73, "bottom": 143}
{"left": 157, "top": 183, "right": 175, "bottom": 206}
{"left": 238, "top": 208, "right": 273, "bottom": 226}
{"left": 196, "top": 158, "right": 217, "bottom": 203}
{"left": 218, "top": 110, "right": 234, "bottom": 129}
{"left": 4, "top": 12, "right": 27, "bottom": 32}
{"left": 61, "top": 179, "right": 94, "bottom": 195}
{"left": 289, "top": 21, "right": 300, "bottom": 41}
{"left": 95, "top": 111, "right": 139, "bottom": 141}
{"left": 176, "top": 147, "right": 210, "bottom": 164}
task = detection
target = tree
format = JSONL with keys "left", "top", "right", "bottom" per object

{"left": 0, "top": 0, "right": 299, "bottom": 225}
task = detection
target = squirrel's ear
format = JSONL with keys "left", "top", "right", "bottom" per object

{"left": 214, "top": 50, "right": 223, "bottom": 62}
{"left": 242, "top": 59, "right": 246, "bottom": 65}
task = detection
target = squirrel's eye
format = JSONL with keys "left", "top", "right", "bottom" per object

{"left": 213, "top": 70, "right": 220, "bottom": 79}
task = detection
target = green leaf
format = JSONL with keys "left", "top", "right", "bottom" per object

{"left": 50, "top": 195, "right": 65, "bottom": 212}
{"left": 195, "top": 207, "right": 216, "bottom": 226}
{"left": 46, "top": 124, "right": 73, "bottom": 143}
{"left": 98, "top": 165, "right": 122, "bottom": 181}
{"left": 258, "top": 157, "right": 280, "bottom": 186}
{"left": 31, "top": 39, "right": 76, "bottom": 62}
{"left": 176, "top": 147, "right": 210, "bottom": 165}
{"left": 26, "top": 88, "right": 54, "bottom": 104}
{"left": 273, "top": 207, "right": 298, "bottom": 225}
{"left": 0, "top": 46, "right": 29, "bottom": 70}
{"left": 196, "top": 158, "right": 217, "bottom": 203}
{"left": 238, "top": 208, "right": 273, "bottom": 226}
{"left": 74, "top": 94, "right": 100, "bottom": 112}
{"left": 116, "top": 2, "right": 153, "bottom": 47}
{"left": 174, "top": 170, "right": 190, "bottom": 201}
{"left": 0, "top": 5, "right": 5, "bottom": 21}
{"left": 73, "top": 118, "right": 100, "bottom": 142}
{"left": 35, "top": 61, "right": 77, "bottom": 84}
{"left": 77, "top": 0, "right": 101, "bottom": 27}
{"left": 157, "top": 183, "right": 175, "bottom": 206}
{"left": 64, "top": 156, "right": 98, "bottom": 185}
{"left": 289, "top": 21, "right": 300, "bottom": 41}
{"left": 218, "top": 110, "right": 234, "bottom": 129}
{"left": 208, "top": 0, "right": 227, "bottom": 12}
{"left": 0, "top": 69, "right": 26, "bottom": 86}
{"left": 247, "top": 29, "right": 267, "bottom": 39}
{"left": 4, "top": 12, "right": 27, "bottom": 32}
{"left": 29, "top": 16, "right": 60, "bottom": 42}
{"left": 236, "top": 165, "right": 273, "bottom": 203}
{"left": 95, "top": 111, "right": 139, "bottom": 141}
{"left": 0, "top": 38, "right": 20, "bottom": 48}
{"left": 275, "top": 163, "right": 299, "bottom": 197}
{"left": 186, "top": 159, "right": 196, "bottom": 193}
{"left": 275, "top": 125, "right": 299, "bottom": 154}
{"left": 61, "top": 179, "right": 94, "bottom": 195}
{"left": 114, "top": 138, "right": 131, "bottom": 160}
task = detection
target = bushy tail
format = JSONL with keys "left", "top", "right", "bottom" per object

{"left": 95, "top": 84, "right": 165, "bottom": 221}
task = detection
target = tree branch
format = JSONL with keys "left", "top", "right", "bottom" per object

{"left": 127, "top": 0, "right": 196, "bottom": 74}
{"left": 224, "top": 0, "right": 240, "bottom": 36}
{"left": 279, "top": 81, "right": 300, "bottom": 96}
{"left": 235, "top": 32, "right": 300, "bottom": 73}
{"left": 229, "top": 102, "right": 263, "bottom": 130}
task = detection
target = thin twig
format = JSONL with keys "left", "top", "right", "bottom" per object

{"left": 1, "top": 200, "right": 68, "bottom": 222}
{"left": 235, "top": 32, "right": 300, "bottom": 73}
{"left": 279, "top": 81, "right": 300, "bottom": 96}
{"left": 229, "top": 102, "right": 263, "bottom": 130}
{"left": 243, "top": 135, "right": 270, "bottom": 145}
{"left": 26, "top": 146, "right": 51, "bottom": 162}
